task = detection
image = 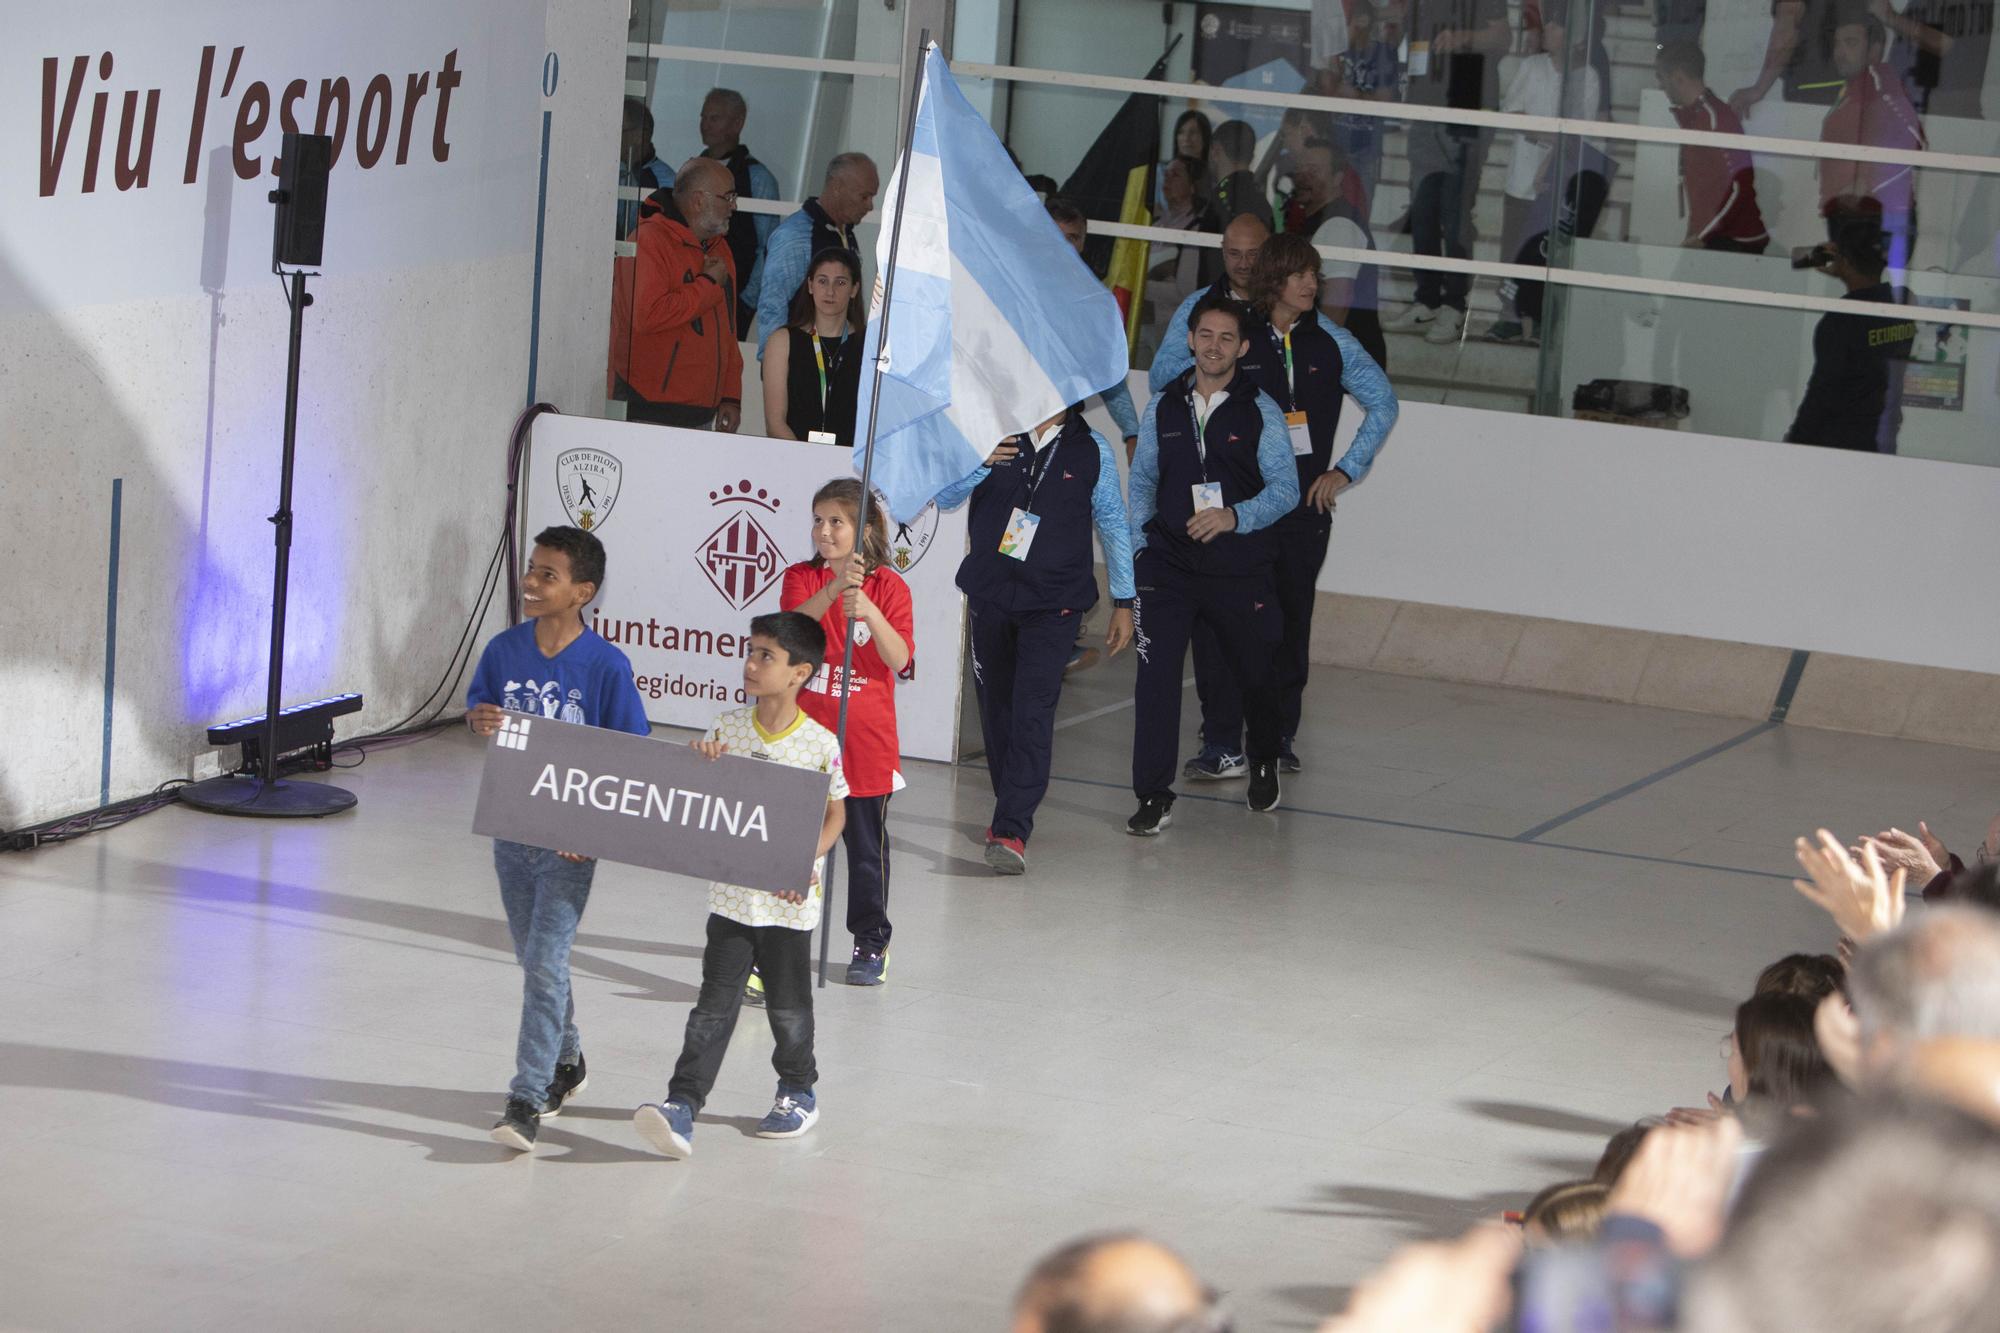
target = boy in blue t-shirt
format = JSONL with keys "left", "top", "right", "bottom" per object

{"left": 467, "top": 525, "right": 650, "bottom": 1152}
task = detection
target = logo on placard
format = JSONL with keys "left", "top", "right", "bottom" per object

{"left": 1200, "top": 12, "right": 1221, "bottom": 37}
{"left": 557, "top": 449, "right": 622, "bottom": 530}
{"left": 890, "top": 502, "right": 940, "bottom": 573}
{"left": 697, "top": 480, "right": 787, "bottom": 609}
{"left": 497, "top": 716, "right": 532, "bottom": 751}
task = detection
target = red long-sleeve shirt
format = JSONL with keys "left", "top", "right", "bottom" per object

{"left": 1673, "top": 91, "right": 1769, "bottom": 248}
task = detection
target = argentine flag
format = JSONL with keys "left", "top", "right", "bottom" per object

{"left": 853, "top": 45, "right": 1130, "bottom": 522}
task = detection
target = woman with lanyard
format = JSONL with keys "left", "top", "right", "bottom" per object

{"left": 761, "top": 247, "right": 865, "bottom": 446}
{"left": 1193, "top": 231, "right": 1395, "bottom": 775}
{"left": 935, "top": 407, "right": 1136, "bottom": 874}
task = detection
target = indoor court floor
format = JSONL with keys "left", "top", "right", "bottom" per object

{"left": 7, "top": 659, "right": 1999, "bottom": 1330}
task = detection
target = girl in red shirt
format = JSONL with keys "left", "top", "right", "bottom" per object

{"left": 780, "top": 478, "right": 914, "bottom": 986}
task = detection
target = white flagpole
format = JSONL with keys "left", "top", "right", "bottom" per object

{"left": 823, "top": 28, "right": 932, "bottom": 988}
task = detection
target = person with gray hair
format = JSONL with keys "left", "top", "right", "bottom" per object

{"left": 1683, "top": 1094, "right": 2000, "bottom": 1333}
{"left": 695, "top": 87, "right": 780, "bottom": 331}
{"left": 1012, "top": 1234, "right": 1227, "bottom": 1333}
{"left": 608, "top": 156, "right": 744, "bottom": 431}
{"left": 746, "top": 152, "right": 880, "bottom": 356}
{"left": 1846, "top": 905, "right": 2000, "bottom": 1076}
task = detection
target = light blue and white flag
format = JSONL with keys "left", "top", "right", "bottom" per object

{"left": 852, "top": 45, "right": 1129, "bottom": 522}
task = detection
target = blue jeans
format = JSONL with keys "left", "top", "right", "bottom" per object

{"left": 494, "top": 839, "right": 597, "bottom": 1105}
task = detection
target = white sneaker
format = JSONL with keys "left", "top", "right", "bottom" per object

{"left": 1424, "top": 307, "right": 1466, "bottom": 344}
{"left": 1385, "top": 303, "right": 1439, "bottom": 333}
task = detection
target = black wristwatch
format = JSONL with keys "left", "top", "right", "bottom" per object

{"left": 1112, "top": 597, "right": 1136, "bottom": 609}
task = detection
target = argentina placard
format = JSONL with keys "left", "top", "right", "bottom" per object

{"left": 471, "top": 713, "right": 832, "bottom": 894}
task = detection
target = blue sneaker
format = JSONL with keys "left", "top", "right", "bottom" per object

{"left": 846, "top": 948, "right": 888, "bottom": 986}
{"left": 755, "top": 1087, "right": 819, "bottom": 1139}
{"left": 1183, "top": 745, "right": 1248, "bottom": 781}
{"left": 633, "top": 1099, "right": 695, "bottom": 1159}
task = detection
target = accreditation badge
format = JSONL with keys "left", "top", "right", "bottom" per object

{"left": 1285, "top": 410, "right": 1311, "bottom": 457}
{"left": 999, "top": 508, "right": 1041, "bottom": 560}
{"left": 1192, "top": 482, "right": 1225, "bottom": 513}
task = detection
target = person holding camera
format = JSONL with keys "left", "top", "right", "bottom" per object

{"left": 1784, "top": 195, "right": 1917, "bottom": 453}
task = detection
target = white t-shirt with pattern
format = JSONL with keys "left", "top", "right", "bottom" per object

{"left": 703, "top": 705, "right": 848, "bottom": 932}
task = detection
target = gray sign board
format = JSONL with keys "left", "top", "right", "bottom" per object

{"left": 471, "top": 712, "right": 831, "bottom": 894}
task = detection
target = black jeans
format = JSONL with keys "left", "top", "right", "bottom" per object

{"left": 842, "top": 794, "right": 893, "bottom": 952}
{"left": 613, "top": 377, "right": 715, "bottom": 429}
{"left": 1409, "top": 125, "right": 1484, "bottom": 312}
{"left": 668, "top": 912, "right": 816, "bottom": 1112}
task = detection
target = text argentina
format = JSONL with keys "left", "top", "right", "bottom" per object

{"left": 530, "top": 765, "right": 769, "bottom": 841}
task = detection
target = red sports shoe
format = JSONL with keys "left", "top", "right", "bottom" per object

{"left": 983, "top": 835, "right": 1027, "bottom": 875}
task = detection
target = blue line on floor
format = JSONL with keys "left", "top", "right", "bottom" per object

{"left": 1511, "top": 720, "right": 1780, "bottom": 844}
{"left": 1769, "top": 649, "right": 1811, "bottom": 722}
{"left": 1013, "top": 768, "right": 1793, "bottom": 882}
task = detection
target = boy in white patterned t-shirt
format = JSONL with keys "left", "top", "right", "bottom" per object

{"left": 634, "top": 611, "right": 847, "bottom": 1157}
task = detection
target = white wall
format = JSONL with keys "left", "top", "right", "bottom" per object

{"left": 1318, "top": 400, "right": 2000, "bottom": 676}
{"left": 0, "top": 0, "right": 628, "bottom": 829}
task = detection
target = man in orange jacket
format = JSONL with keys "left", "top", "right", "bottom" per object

{"left": 610, "top": 157, "right": 745, "bottom": 431}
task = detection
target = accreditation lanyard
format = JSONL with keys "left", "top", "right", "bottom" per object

{"left": 811, "top": 331, "right": 845, "bottom": 412}
{"left": 1267, "top": 323, "right": 1299, "bottom": 410}
{"left": 1017, "top": 428, "right": 1063, "bottom": 515}
{"left": 1186, "top": 390, "right": 1216, "bottom": 481}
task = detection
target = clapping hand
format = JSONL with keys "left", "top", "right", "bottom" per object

{"left": 1794, "top": 829, "right": 1906, "bottom": 942}
{"left": 1862, "top": 827, "right": 1942, "bottom": 884}
{"left": 1665, "top": 1092, "right": 1728, "bottom": 1126}
{"left": 1318, "top": 1223, "right": 1522, "bottom": 1333}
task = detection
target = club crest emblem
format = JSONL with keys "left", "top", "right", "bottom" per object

{"left": 890, "top": 502, "right": 939, "bottom": 573}
{"left": 556, "top": 449, "right": 622, "bottom": 530}
{"left": 698, "top": 480, "right": 787, "bottom": 609}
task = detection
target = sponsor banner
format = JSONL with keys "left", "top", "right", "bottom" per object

{"left": 6, "top": 0, "right": 544, "bottom": 312}
{"left": 472, "top": 712, "right": 830, "bottom": 893}
{"left": 524, "top": 415, "right": 968, "bottom": 761}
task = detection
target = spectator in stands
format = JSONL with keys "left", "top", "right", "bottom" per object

{"left": 1728, "top": 992, "right": 1835, "bottom": 1131}
{"left": 1489, "top": 11, "right": 1614, "bottom": 343}
{"left": 1656, "top": 42, "right": 1772, "bottom": 254}
{"left": 1847, "top": 905, "right": 2000, "bottom": 1076}
{"left": 608, "top": 158, "right": 744, "bottom": 431}
{"left": 1593, "top": 1117, "right": 1664, "bottom": 1183}
{"left": 1880, "top": 0, "right": 1993, "bottom": 118}
{"left": 618, "top": 98, "right": 672, "bottom": 238}
{"left": 1294, "top": 141, "right": 1389, "bottom": 369}
{"left": 1012, "top": 1234, "right": 1219, "bottom": 1333}
{"left": 1208, "top": 119, "right": 1273, "bottom": 229}
{"left": 1331, "top": 1, "right": 1401, "bottom": 205}
{"left": 1172, "top": 110, "right": 1213, "bottom": 171}
{"left": 1731, "top": 0, "right": 1852, "bottom": 114}
{"left": 1684, "top": 1096, "right": 2000, "bottom": 1333}
{"left": 1784, "top": 196, "right": 1916, "bottom": 452}
{"left": 1821, "top": 13, "right": 1926, "bottom": 273}
{"left": 1756, "top": 951, "right": 1846, "bottom": 1000}
{"left": 695, "top": 88, "right": 781, "bottom": 332}
{"left": 1141, "top": 156, "right": 1221, "bottom": 361}
{"left": 1384, "top": 0, "right": 1512, "bottom": 347}
{"left": 1254, "top": 107, "right": 1340, "bottom": 227}
{"left": 760, "top": 248, "right": 864, "bottom": 447}
{"left": 748, "top": 153, "right": 880, "bottom": 356}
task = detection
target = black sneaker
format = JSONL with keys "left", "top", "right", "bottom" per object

{"left": 846, "top": 948, "right": 888, "bottom": 986}
{"left": 490, "top": 1097, "right": 539, "bottom": 1152}
{"left": 1247, "top": 760, "right": 1280, "bottom": 812}
{"left": 1127, "top": 795, "right": 1174, "bottom": 836}
{"left": 542, "top": 1051, "right": 588, "bottom": 1117}
{"left": 1277, "top": 738, "right": 1301, "bottom": 774}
